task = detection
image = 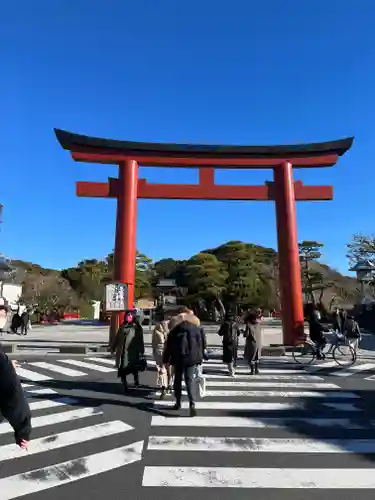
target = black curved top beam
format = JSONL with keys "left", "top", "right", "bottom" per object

{"left": 54, "top": 129, "right": 353, "bottom": 159}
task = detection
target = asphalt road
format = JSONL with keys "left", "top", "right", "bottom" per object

{"left": 2, "top": 352, "right": 375, "bottom": 499}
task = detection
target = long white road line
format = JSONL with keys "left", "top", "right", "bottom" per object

{"left": 142, "top": 467, "right": 375, "bottom": 488}
{"left": 147, "top": 436, "right": 375, "bottom": 453}
{"left": 0, "top": 441, "right": 144, "bottom": 499}
{"left": 15, "top": 367, "right": 52, "bottom": 382}
{"left": 28, "top": 397, "right": 77, "bottom": 411}
{"left": 0, "top": 408, "right": 103, "bottom": 435}
{"left": 57, "top": 359, "right": 115, "bottom": 372}
{"left": 154, "top": 401, "right": 305, "bottom": 410}
{"left": 305, "top": 361, "right": 338, "bottom": 372}
{"left": 204, "top": 373, "right": 324, "bottom": 380}
{"left": 87, "top": 357, "right": 116, "bottom": 366}
{"left": 25, "top": 388, "right": 58, "bottom": 396}
{"left": 332, "top": 363, "right": 375, "bottom": 377}
{"left": 150, "top": 415, "right": 367, "bottom": 429}
{"left": 29, "top": 361, "right": 87, "bottom": 377}
{"left": 201, "top": 390, "right": 359, "bottom": 398}
{"left": 0, "top": 421, "right": 133, "bottom": 462}
{"left": 204, "top": 381, "right": 338, "bottom": 389}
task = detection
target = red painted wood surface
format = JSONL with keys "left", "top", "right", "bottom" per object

{"left": 76, "top": 179, "right": 333, "bottom": 201}
{"left": 274, "top": 163, "right": 305, "bottom": 345}
{"left": 71, "top": 150, "right": 338, "bottom": 168}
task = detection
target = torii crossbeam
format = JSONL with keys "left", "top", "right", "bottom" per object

{"left": 55, "top": 129, "right": 353, "bottom": 345}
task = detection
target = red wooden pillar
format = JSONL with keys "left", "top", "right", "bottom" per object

{"left": 274, "top": 162, "right": 304, "bottom": 345}
{"left": 110, "top": 160, "right": 139, "bottom": 343}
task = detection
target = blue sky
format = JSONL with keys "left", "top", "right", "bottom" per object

{"left": 1, "top": 1, "right": 374, "bottom": 275}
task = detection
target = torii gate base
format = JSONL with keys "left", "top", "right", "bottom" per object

{"left": 55, "top": 129, "right": 353, "bottom": 346}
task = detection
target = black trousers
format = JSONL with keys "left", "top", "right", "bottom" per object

{"left": 120, "top": 367, "right": 139, "bottom": 388}
{"left": 173, "top": 364, "right": 196, "bottom": 406}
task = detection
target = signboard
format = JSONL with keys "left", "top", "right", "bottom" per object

{"left": 158, "top": 279, "right": 176, "bottom": 288}
{"left": 104, "top": 282, "right": 128, "bottom": 312}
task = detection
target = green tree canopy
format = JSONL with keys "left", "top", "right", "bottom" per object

{"left": 298, "top": 241, "right": 324, "bottom": 270}
{"left": 347, "top": 233, "right": 375, "bottom": 266}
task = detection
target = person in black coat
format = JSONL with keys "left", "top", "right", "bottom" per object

{"left": 0, "top": 348, "right": 31, "bottom": 448}
{"left": 308, "top": 309, "right": 328, "bottom": 360}
{"left": 163, "top": 311, "right": 203, "bottom": 417}
{"left": 218, "top": 311, "right": 241, "bottom": 376}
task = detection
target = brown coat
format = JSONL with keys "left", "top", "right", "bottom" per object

{"left": 244, "top": 323, "right": 263, "bottom": 362}
{"left": 168, "top": 312, "right": 200, "bottom": 331}
{"left": 152, "top": 320, "right": 169, "bottom": 365}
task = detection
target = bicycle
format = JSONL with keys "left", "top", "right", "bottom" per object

{"left": 292, "top": 330, "right": 357, "bottom": 367}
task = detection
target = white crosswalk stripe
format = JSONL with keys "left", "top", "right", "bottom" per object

{"left": 13, "top": 357, "right": 118, "bottom": 381}
{"left": 0, "top": 381, "right": 142, "bottom": 499}
{"left": 0, "top": 442, "right": 143, "bottom": 499}
{"left": 143, "top": 467, "right": 375, "bottom": 489}
{"left": 142, "top": 356, "right": 368, "bottom": 493}
{"left": 303, "top": 359, "right": 375, "bottom": 379}
{"left": 29, "top": 361, "right": 87, "bottom": 377}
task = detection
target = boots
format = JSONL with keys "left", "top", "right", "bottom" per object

{"left": 160, "top": 387, "right": 167, "bottom": 400}
{"left": 133, "top": 372, "right": 140, "bottom": 388}
{"left": 121, "top": 376, "right": 129, "bottom": 393}
{"left": 172, "top": 401, "right": 181, "bottom": 410}
{"left": 249, "top": 363, "right": 254, "bottom": 375}
{"left": 189, "top": 403, "right": 197, "bottom": 417}
{"left": 254, "top": 361, "right": 259, "bottom": 374}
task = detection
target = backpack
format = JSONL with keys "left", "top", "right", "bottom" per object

{"left": 178, "top": 331, "right": 189, "bottom": 357}
{"left": 344, "top": 318, "right": 360, "bottom": 339}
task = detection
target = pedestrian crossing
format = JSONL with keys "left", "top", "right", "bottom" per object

{"left": 0, "top": 381, "right": 143, "bottom": 499}
{"left": 142, "top": 357, "right": 375, "bottom": 493}
{"left": 302, "top": 358, "right": 375, "bottom": 380}
{"left": 13, "top": 356, "right": 117, "bottom": 382}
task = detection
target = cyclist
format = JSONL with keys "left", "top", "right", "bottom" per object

{"left": 308, "top": 308, "right": 328, "bottom": 360}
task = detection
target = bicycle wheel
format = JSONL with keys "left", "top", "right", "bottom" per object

{"left": 292, "top": 341, "right": 316, "bottom": 365}
{"left": 333, "top": 343, "right": 357, "bottom": 367}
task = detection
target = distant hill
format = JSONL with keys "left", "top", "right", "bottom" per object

{"left": 4, "top": 241, "right": 360, "bottom": 311}
{"left": 7, "top": 260, "right": 80, "bottom": 308}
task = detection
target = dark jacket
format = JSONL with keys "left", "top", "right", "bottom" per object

{"left": 309, "top": 315, "right": 326, "bottom": 344}
{"left": 218, "top": 320, "right": 240, "bottom": 363}
{"left": 0, "top": 349, "right": 31, "bottom": 444}
{"left": 112, "top": 322, "right": 144, "bottom": 373}
{"left": 332, "top": 314, "right": 343, "bottom": 334}
{"left": 163, "top": 315, "right": 203, "bottom": 367}
{"left": 343, "top": 318, "right": 361, "bottom": 339}
{"left": 200, "top": 327, "right": 209, "bottom": 361}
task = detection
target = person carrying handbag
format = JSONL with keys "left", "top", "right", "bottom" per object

{"left": 152, "top": 317, "right": 173, "bottom": 399}
{"left": 192, "top": 327, "right": 208, "bottom": 400}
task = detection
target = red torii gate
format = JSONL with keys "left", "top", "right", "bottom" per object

{"left": 55, "top": 129, "right": 353, "bottom": 345}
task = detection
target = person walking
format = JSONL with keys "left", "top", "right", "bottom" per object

{"left": 163, "top": 308, "right": 203, "bottom": 417}
{"left": 243, "top": 312, "right": 263, "bottom": 374}
{"left": 20, "top": 308, "right": 30, "bottom": 336}
{"left": 0, "top": 347, "right": 31, "bottom": 449}
{"left": 111, "top": 309, "right": 145, "bottom": 393}
{"left": 152, "top": 315, "right": 173, "bottom": 399}
{"left": 332, "top": 308, "right": 343, "bottom": 334}
{"left": 218, "top": 311, "right": 241, "bottom": 376}
{"left": 343, "top": 314, "right": 361, "bottom": 352}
